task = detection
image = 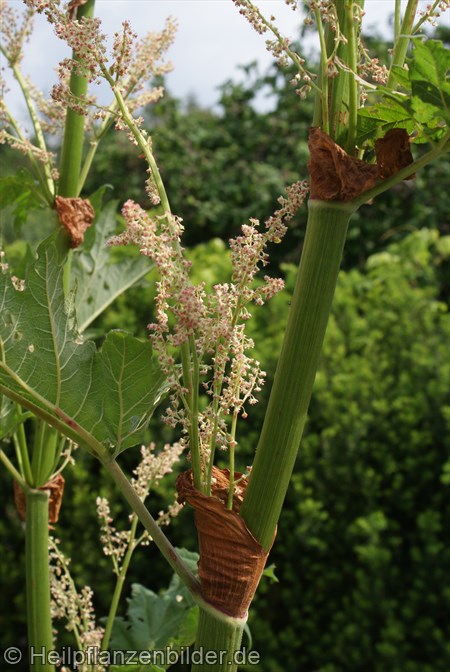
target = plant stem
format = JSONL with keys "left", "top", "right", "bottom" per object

{"left": 240, "top": 200, "right": 356, "bottom": 550}
{"left": 181, "top": 341, "right": 202, "bottom": 491}
{"left": 394, "top": 0, "right": 402, "bottom": 41}
{"left": 388, "top": 0, "right": 419, "bottom": 87}
{"left": 0, "top": 111, "right": 53, "bottom": 205}
{"left": 58, "top": 0, "right": 96, "bottom": 198}
{"left": 31, "top": 420, "right": 60, "bottom": 487}
{"left": 344, "top": 0, "right": 359, "bottom": 153}
{"left": 412, "top": 0, "right": 443, "bottom": 33}
{"left": 26, "top": 489, "right": 54, "bottom": 672}
{"left": 77, "top": 101, "right": 119, "bottom": 194}
{"left": 191, "top": 609, "right": 246, "bottom": 672}
{"left": 227, "top": 411, "right": 238, "bottom": 511}
{"left": 313, "top": 5, "right": 330, "bottom": 134}
{"left": 1, "top": 52, "right": 55, "bottom": 202}
{"left": 101, "top": 75, "right": 171, "bottom": 212}
{"left": 0, "top": 377, "right": 110, "bottom": 462}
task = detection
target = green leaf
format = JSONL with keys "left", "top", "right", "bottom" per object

{"left": 164, "top": 547, "right": 200, "bottom": 599}
{"left": 109, "top": 549, "right": 199, "bottom": 656}
{"left": 71, "top": 200, "right": 151, "bottom": 333}
{"left": 0, "top": 234, "right": 167, "bottom": 456}
{"left": 410, "top": 40, "right": 450, "bottom": 110}
{"left": 357, "top": 98, "right": 415, "bottom": 145}
{"left": 78, "top": 330, "right": 167, "bottom": 453}
{"left": 357, "top": 40, "right": 450, "bottom": 147}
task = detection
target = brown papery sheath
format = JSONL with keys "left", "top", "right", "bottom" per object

{"left": 176, "top": 467, "right": 275, "bottom": 619}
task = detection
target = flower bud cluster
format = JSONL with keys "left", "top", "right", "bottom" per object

{"left": 233, "top": 0, "right": 268, "bottom": 34}
{"left": 49, "top": 537, "right": 104, "bottom": 658}
{"left": 96, "top": 442, "right": 183, "bottom": 567}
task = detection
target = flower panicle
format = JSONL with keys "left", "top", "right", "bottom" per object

{"left": 23, "top": 0, "right": 176, "bottom": 121}
{"left": 96, "top": 442, "right": 184, "bottom": 570}
{"left": 49, "top": 537, "right": 104, "bottom": 655}
{"left": 109, "top": 178, "right": 307, "bottom": 467}
{"left": 0, "top": 0, "right": 35, "bottom": 66}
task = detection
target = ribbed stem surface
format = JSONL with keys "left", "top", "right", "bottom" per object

{"left": 58, "top": 0, "right": 96, "bottom": 197}
{"left": 26, "top": 490, "right": 54, "bottom": 672}
{"left": 191, "top": 609, "right": 245, "bottom": 672}
{"left": 240, "top": 200, "right": 355, "bottom": 550}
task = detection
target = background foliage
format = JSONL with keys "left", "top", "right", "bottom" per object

{"left": 1, "top": 29, "right": 449, "bottom": 672}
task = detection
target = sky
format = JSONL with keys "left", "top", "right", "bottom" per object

{"left": 2, "top": 1, "right": 449, "bottom": 129}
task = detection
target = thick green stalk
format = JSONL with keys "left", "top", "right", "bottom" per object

{"left": 191, "top": 609, "right": 246, "bottom": 672}
{"left": 388, "top": 0, "right": 419, "bottom": 87}
{"left": 26, "top": 489, "right": 54, "bottom": 672}
{"left": 240, "top": 200, "right": 356, "bottom": 550}
{"left": 58, "top": 0, "right": 96, "bottom": 197}
{"left": 31, "top": 420, "right": 60, "bottom": 487}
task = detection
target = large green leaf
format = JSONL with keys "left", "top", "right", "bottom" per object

{"left": 71, "top": 200, "right": 151, "bottom": 333}
{"left": 109, "top": 548, "right": 199, "bottom": 665}
{"left": 0, "top": 233, "right": 167, "bottom": 456}
{"left": 77, "top": 330, "right": 167, "bottom": 453}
